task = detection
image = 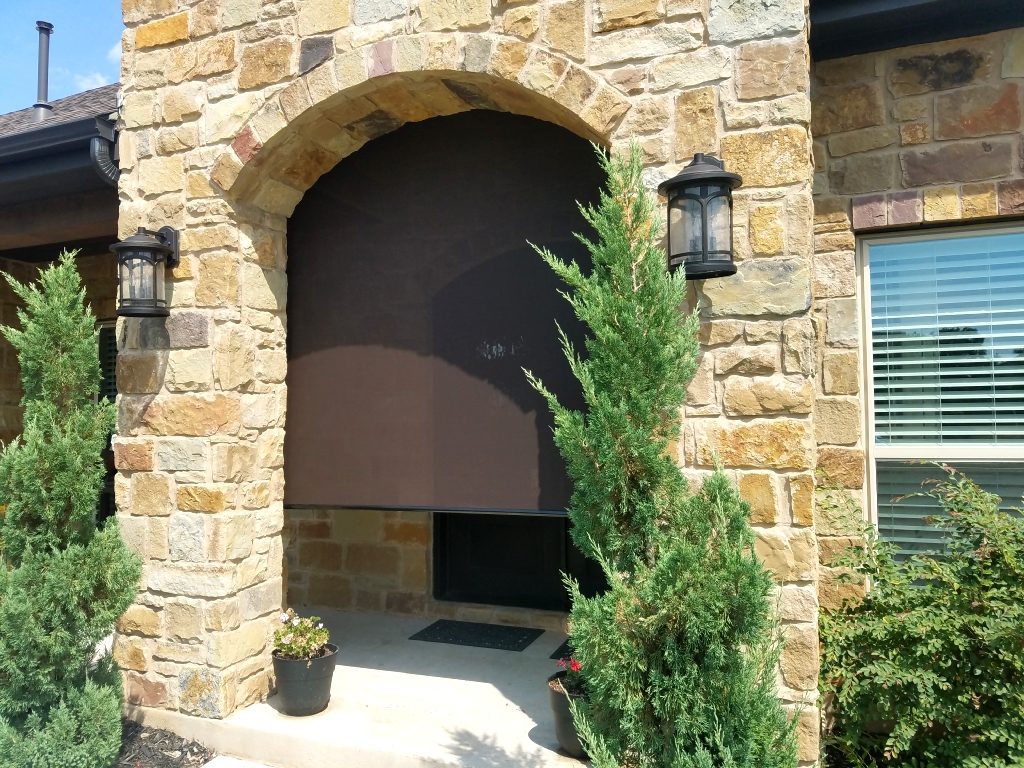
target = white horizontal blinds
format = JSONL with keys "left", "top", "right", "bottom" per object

{"left": 870, "top": 231, "right": 1024, "bottom": 444}
{"left": 876, "top": 461, "right": 1024, "bottom": 558}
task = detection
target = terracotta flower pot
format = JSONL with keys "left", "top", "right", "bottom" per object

{"left": 547, "top": 671, "right": 587, "bottom": 758}
{"left": 272, "top": 643, "right": 338, "bottom": 716}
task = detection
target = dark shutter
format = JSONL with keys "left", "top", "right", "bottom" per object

{"left": 98, "top": 324, "right": 118, "bottom": 402}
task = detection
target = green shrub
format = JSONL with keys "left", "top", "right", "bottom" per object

{"left": 527, "top": 146, "right": 796, "bottom": 768}
{"left": 820, "top": 464, "right": 1024, "bottom": 767}
{"left": 0, "top": 252, "right": 141, "bottom": 768}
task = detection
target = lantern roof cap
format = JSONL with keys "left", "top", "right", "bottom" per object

{"left": 658, "top": 153, "right": 741, "bottom": 194}
{"left": 109, "top": 227, "right": 174, "bottom": 256}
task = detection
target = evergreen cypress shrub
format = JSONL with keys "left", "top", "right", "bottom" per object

{"left": 820, "top": 465, "right": 1024, "bottom": 767}
{"left": 528, "top": 147, "right": 796, "bottom": 768}
{"left": 0, "top": 252, "right": 140, "bottom": 767}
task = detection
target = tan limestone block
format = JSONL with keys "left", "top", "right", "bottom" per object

{"left": 165, "top": 601, "right": 203, "bottom": 641}
{"left": 169, "top": 512, "right": 206, "bottom": 562}
{"left": 648, "top": 46, "right": 731, "bottom": 93}
{"left": 818, "top": 566, "right": 865, "bottom": 611}
{"left": 723, "top": 375, "right": 813, "bottom": 416}
{"left": 899, "top": 122, "right": 930, "bottom": 145}
{"left": 179, "top": 666, "right": 236, "bottom": 718}
{"left": 748, "top": 204, "right": 784, "bottom": 256}
{"left": 816, "top": 447, "right": 865, "bottom": 489}
{"left": 738, "top": 472, "right": 779, "bottom": 524}
{"left": 153, "top": 640, "right": 205, "bottom": 664}
{"left": 384, "top": 519, "right": 430, "bottom": 545}
{"left": 822, "top": 350, "right": 859, "bottom": 395}
{"left": 131, "top": 473, "right": 175, "bottom": 517}
{"left": 736, "top": 38, "right": 807, "bottom": 100}
{"left": 214, "top": 326, "right": 256, "bottom": 390}
{"left": 142, "top": 393, "right": 241, "bottom": 437}
{"left": 544, "top": 0, "right": 586, "bottom": 60}
{"left": 240, "top": 263, "right": 287, "bottom": 312}
{"left": 167, "top": 349, "right": 213, "bottom": 392}
{"left": 298, "top": 0, "right": 351, "bottom": 34}
{"left": 595, "top": 0, "right": 663, "bottom": 32}
{"left": 136, "top": 12, "right": 189, "bottom": 50}
{"left": 818, "top": 535, "right": 864, "bottom": 566}
{"left": 813, "top": 397, "right": 860, "bottom": 446}
{"left": 124, "top": 673, "right": 169, "bottom": 708}
{"left": 781, "top": 624, "right": 819, "bottom": 690}
{"left": 685, "top": 353, "right": 715, "bottom": 407}
{"left": 418, "top": 0, "right": 490, "bottom": 31}
{"left": 114, "top": 439, "right": 155, "bottom": 472}
{"left": 814, "top": 487, "right": 865, "bottom": 536}
{"left": 698, "top": 319, "right": 743, "bottom": 345}
{"left": 208, "top": 514, "right": 254, "bottom": 561}
{"left": 813, "top": 251, "right": 856, "bottom": 300}
{"left": 778, "top": 583, "right": 818, "bottom": 622}
{"left": 300, "top": 539, "right": 344, "bottom": 570}
{"left": 239, "top": 578, "right": 282, "bottom": 621}
{"left": 156, "top": 124, "right": 199, "bottom": 154}
{"left": 251, "top": 179, "right": 305, "bottom": 216}
{"left": 212, "top": 443, "right": 256, "bottom": 483}
{"left": 827, "top": 125, "right": 898, "bottom": 157}
{"left": 196, "top": 253, "right": 240, "bottom": 307}
{"left": 113, "top": 635, "right": 149, "bottom": 671}
{"left": 744, "top": 321, "right": 781, "bottom": 344}
{"left": 590, "top": 20, "right": 703, "bottom": 68}
{"left": 204, "top": 598, "right": 242, "bottom": 632}
{"left": 239, "top": 38, "right": 295, "bottom": 90}
{"left": 720, "top": 127, "right": 809, "bottom": 188}
{"left": 811, "top": 83, "right": 884, "bottom": 135}
{"left": 193, "top": 34, "right": 236, "bottom": 78}
{"left": 346, "top": 543, "right": 401, "bottom": 578}
{"left": 921, "top": 186, "right": 958, "bottom": 222}
{"left": 693, "top": 419, "right": 813, "bottom": 470}
{"left": 794, "top": 706, "right": 820, "bottom": 763}
{"left": 501, "top": 6, "right": 539, "bottom": 38}
{"left": 582, "top": 85, "right": 631, "bottom": 136}
{"left": 122, "top": 0, "right": 179, "bottom": 25}
{"left": 160, "top": 83, "right": 202, "bottom": 123}
{"left": 1005, "top": 30, "right": 1024, "bottom": 77}
{"left": 489, "top": 38, "right": 530, "bottom": 80}
{"left": 754, "top": 527, "right": 817, "bottom": 582}
{"left": 190, "top": 0, "right": 220, "bottom": 37}
{"left": 714, "top": 345, "right": 778, "bottom": 375}
{"left": 962, "top": 182, "right": 998, "bottom": 218}
{"left": 148, "top": 562, "right": 237, "bottom": 598}
{"left": 139, "top": 156, "right": 185, "bottom": 195}
{"left": 118, "top": 604, "right": 162, "bottom": 637}
{"left": 146, "top": 517, "right": 170, "bottom": 560}
{"left": 674, "top": 86, "right": 718, "bottom": 160}
{"left": 825, "top": 297, "right": 858, "bottom": 348}
{"left": 177, "top": 485, "right": 231, "bottom": 513}
{"left": 206, "top": 618, "right": 268, "bottom": 667}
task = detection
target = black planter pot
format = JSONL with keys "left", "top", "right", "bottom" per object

{"left": 547, "top": 671, "right": 586, "bottom": 758}
{"left": 272, "top": 643, "right": 338, "bottom": 716}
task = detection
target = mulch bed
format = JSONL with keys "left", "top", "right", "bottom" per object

{"left": 118, "top": 719, "right": 215, "bottom": 768}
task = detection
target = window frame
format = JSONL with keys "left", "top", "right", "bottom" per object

{"left": 858, "top": 221, "right": 1024, "bottom": 528}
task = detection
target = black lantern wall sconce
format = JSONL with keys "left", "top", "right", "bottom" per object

{"left": 658, "top": 153, "right": 742, "bottom": 280}
{"left": 111, "top": 227, "right": 180, "bottom": 317}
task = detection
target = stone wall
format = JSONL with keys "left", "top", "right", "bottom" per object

{"left": 285, "top": 508, "right": 567, "bottom": 631}
{"left": 114, "top": 0, "right": 818, "bottom": 752}
{"left": 809, "top": 29, "right": 1024, "bottom": 609}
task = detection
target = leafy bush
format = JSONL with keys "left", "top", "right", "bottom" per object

{"left": 527, "top": 146, "right": 796, "bottom": 768}
{"left": 0, "top": 253, "right": 141, "bottom": 768}
{"left": 273, "top": 608, "right": 331, "bottom": 661}
{"left": 820, "top": 464, "right": 1024, "bottom": 767}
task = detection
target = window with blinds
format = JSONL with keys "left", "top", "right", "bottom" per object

{"left": 865, "top": 228, "right": 1024, "bottom": 557}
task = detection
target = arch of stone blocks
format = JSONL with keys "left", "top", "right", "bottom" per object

{"left": 210, "top": 32, "right": 630, "bottom": 218}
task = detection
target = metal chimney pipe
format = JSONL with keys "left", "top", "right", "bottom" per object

{"left": 33, "top": 21, "right": 54, "bottom": 122}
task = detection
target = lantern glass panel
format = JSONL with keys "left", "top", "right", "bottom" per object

{"left": 669, "top": 196, "right": 702, "bottom": 258}
{"left": 120, "top": 255, "right": 154, "bottom": 303}
{"left": 706, "top": 192, "right": 731, "bottom": 259}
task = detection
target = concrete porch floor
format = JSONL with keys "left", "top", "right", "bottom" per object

{"left": 130, "top": 610, "right": 585, "bottom": 768}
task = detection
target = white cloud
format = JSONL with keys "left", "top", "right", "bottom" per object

{"left": 107, "top": 42, "right": 121, "bottom": 64}
{"left": 74, "top": 72, "right": 109, "bottom": 91}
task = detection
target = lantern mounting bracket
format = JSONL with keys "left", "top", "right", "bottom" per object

{"left": 146, "top": 226, "right": 180, "bottom": 268}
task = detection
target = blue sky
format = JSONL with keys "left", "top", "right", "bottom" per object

{"left": 0, "top": 1, "right": 123, "bottom": 115}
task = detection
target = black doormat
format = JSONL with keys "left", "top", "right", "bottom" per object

{"left": 549, "top": 639, "right": 573, "bottom": 660}
{"left": 410, "top": 619, "right": 543, "bottom": 652}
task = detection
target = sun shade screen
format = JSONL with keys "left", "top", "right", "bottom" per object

{"left": 284, "top": 112, "right": 601, "bottom": 512}
{"left": 869, "top": 231, "right": 1024, "bottom": 445}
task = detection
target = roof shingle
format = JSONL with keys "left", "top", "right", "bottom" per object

{"left": 0, "top": 83, "right": 119, "bottom": 140}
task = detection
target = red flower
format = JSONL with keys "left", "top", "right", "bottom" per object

{"left": 569, "top": 659, "right": 582, "bottom": 673}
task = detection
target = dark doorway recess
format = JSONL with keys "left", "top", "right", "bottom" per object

{"left": 286, "top": 110, "right": 605, "bottom": 609}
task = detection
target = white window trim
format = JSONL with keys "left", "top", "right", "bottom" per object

{"left": 858, "top": 221, "right": 1024, "bottom": 527}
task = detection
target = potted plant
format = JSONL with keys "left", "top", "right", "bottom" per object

{"left": 272, "top": 608, "right": 337, "bottom": 716}
{"left": 548, "top": 656, "right": 586, "bottom": 758}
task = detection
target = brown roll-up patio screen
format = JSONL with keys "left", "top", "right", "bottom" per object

{"left": 284, "top": 111, "right": 603, "bottom": 513}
